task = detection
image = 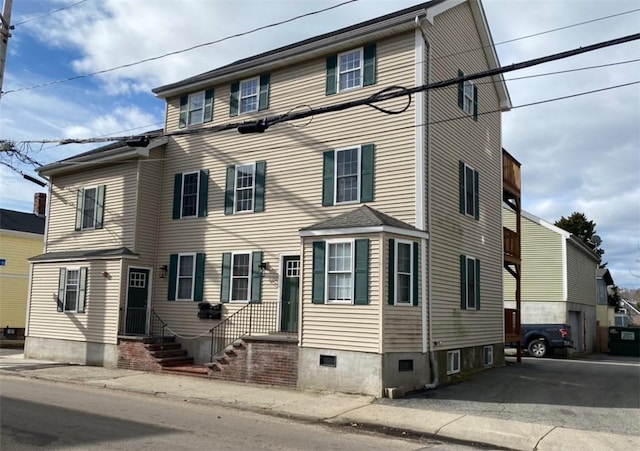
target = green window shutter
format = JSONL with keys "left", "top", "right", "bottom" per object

{"left": 78, "top": 267, "right": 88, "bottom": 313}
{"left": 198, "top": 170, "right": 209, "bottom": 218}
{"left": 229, "top": 82, "right": 240, "bottom": 117}
{"left": 412, "top": 242, "right": 419, "bottom": 306}
{"left": 251, "top": 251, "right": 263, "bottom": 303}
{"left": 75, "top": 189, "right": 84, "bottom": 231}
{"left": 254, "top": 161, "right": 266, "bottom": 213}
{"left": 457, "top": 69, "right": 464, "bottom": 109}
{"left": 473, "top": 170, "right": 480, "bottom": 220}
{"left": 312, "top": 241, "right": 326, "bottom": 304}
{"left": 459, "top": 161, "right": 465, "bottom": 214}
{"left": 95, "top": 185, "right": 106, "bottom": 229}
{"left": 258, "top": 74, "right": 270, "bottom": 111}
{"left": 354, "top": 239, "right": 369, "bottom": 305}
{"left": 57, "top": 268, "right": 66, "bottom": 312}
{"left": 475, "top": 259, "right": 481, "bottom": 310}
{"left": 168, "top": 254, "right": 178, "bottom": 301}
{"left": 325, "top": 55, "right": 338, "bottom": 96}
{"left": 220, "top": 253, "right": 231, "bottom": 303}
{"left": 194, "top": 253, "right": 206, "bottom": 302}
{"left": 360, "top": 144, "right": 375, "bottom": 202}
{"left": 322, "top": 150, "right": 335, "bottom": 206}
{"left": 388, "top": 238, "right": 395, "bottom": 305}
{"left": 172, "top": 173, "right": 182, "bottom": 220}
{"left": 179, "top": 95, "right": 188, "bottom": 128}
{"left": 473, "top": 85, "right": 478, "bottom": 121}
{"left": 460, "top": 255, "right": 467, "bottom": 310}
{"left": 203, "top": 89, "right": 214, "bottom": 122}
{"left": 363, "top": 43, "right": 376, "bottom": 86}
{"left": 224, "top": 166, "right": 235, "bottom": 215}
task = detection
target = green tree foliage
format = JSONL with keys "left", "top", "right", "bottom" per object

{"left": 554, "top": 212, "right": 605, "bottom": 265}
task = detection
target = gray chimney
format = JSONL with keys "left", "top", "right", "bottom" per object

{"left": 34, "top": 193, "right": 47, "bottom": 217}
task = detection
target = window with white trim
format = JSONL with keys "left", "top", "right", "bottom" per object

{"left": 327, "top": 241, "right": 353, "bottom": 303}
{"left": 395, "top": 240, "right": 413, "bottom": 305}
{"left": 483, "top": 345, "right": 493, "bottom": 366}
{"left": 447, "top": 350, "right": 460, "bottom": 375}
{"left": 466, "top": 256, "right": 477, "bottom": 309}
{"left": 464, "top": 164, "right": 476, "bottom": 217}
{"left": 462, "top": 80, "right": 475, "bottom": 115}
{"left": 338, "top": 48, "right": 363, "bottom": 92}
{"left": 335, "top": 147, "right": 360, "bottom": 203}
{"left": 235, "top": 163, "right": 255, "bottom": 213}
{"left": 181, "top": 171, "right": 200, "bottom": 217}
{"left": 176, "top": 254, "right": 196, "bottom": 300}
{"left": 231, "top": 252, "right": 251, "bottom": 301}
{"left": 188, "top": 91, "right": 205, "bottom": 126}
{"left": 81, "top": 187, "right": 98, "bottom": 229}
{"left": 57, "top": 267, "right": 87, "bottom": 313}
{"left": 239, "top": 77, "right": 259, "bottom": 114}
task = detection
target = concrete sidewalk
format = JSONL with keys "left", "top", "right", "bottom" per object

{"left": 1, "top": 352, "right": 637, "bottom": 451}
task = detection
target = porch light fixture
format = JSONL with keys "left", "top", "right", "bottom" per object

{"left": 159, "top": 265, "right": 168, "bottom": 279}
{"left": 258, "top": 261, "right": 270, "bottom": 274}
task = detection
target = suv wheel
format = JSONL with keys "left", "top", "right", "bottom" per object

{"left": 528, "top": 339, "right": 548, "bottom": 358}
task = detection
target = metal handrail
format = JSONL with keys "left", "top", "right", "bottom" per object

{"left": 150, "top": 309, "right": 168, "bottom": 351}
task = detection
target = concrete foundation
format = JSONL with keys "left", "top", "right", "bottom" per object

{"left": 381, "top": 352, "right": 431, "bottom": 393}
{"left": 297, "top": 347, "right": 382, "bottom": 396}
{"left": 24, "top": 336, "right": 118, "bottom": 368}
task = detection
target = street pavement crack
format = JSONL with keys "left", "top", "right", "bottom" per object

{"left": 434, "top": 414, "right": 466, "bottom": 436}
{"left": 534, "top": 426, "right": 556, "bottom": 450}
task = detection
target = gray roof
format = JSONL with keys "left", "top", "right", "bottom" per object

{"left": 301, "top": 205, "right": 419, "bottom": 232}
{"left": 0, "top": 209, "right": 45, "bottom": 235}
{"left": 597, "top": 268, "right": 614, "bottom": 285}
{"left": 153, "top": 0, "right": 447, "bottom": 95}
{"left": 29, "top": 247, "right": 137, "bottom": 262}
{"left": 57, "top": 129, "right": 164, "bottom": 163}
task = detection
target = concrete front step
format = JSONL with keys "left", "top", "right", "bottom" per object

{"left": 148, "top": 349, "right": 188, "bottom": 359}
{"left": 162, "top": 364, "right": 210, "bottom": 377}
{"left": 145, "top": 342, "right": 182, "bottom": 352}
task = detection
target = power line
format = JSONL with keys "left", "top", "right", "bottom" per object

{"left": 2, "top": 0, "right": 358, "bottom": 95}
{"left": 13, "top": 0, "right": 90, "bottom": 27}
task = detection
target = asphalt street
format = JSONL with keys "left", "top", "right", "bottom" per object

{"left": 379, "top": 355, "right": 640, "bottom": 436}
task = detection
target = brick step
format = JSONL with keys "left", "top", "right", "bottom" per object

{"left": 156, "top": 356, "right": 194, "bottom": 367}
{"left": 162, "top": 364, "right": 210, "bottom": 377}
{"left": 145, "top": 342, "right": 182, "bottom": 352}
{"left": 149, "top": 349, "right": 189, "bottom": 359}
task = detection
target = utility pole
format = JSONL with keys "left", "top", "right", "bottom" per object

{"left": 0, "top": 0, "right": 14, "bottom": 100}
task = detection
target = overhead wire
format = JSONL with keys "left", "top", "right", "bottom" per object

{"left": 12, "top": 0, "right": 91, "bottom": 27}
{"left": 2, "top": 0, "right": 359, "bottom": 95}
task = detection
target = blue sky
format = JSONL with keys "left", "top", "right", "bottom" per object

{"left": 1, "top": 0, "right": 639, "bottom": 287}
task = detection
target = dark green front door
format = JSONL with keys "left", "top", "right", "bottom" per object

{"left": 280, "top": 256, "right": 300, "bottom": 332}
{"left": 125, "top": 268, "right": 149, "bottom": 335}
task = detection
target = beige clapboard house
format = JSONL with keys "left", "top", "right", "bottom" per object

{"left": 26, "top": 0, "right": 511, "bottom": 396}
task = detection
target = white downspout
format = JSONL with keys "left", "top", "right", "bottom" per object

{"left": 415, "top": 14, "right": 438, "bottom": 390}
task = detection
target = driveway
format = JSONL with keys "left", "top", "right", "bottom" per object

{"left": 379, "top": 354, "right": 640, "bottom": 436}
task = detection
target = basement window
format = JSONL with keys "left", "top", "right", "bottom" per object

{"left": 483, "top": 345, "right": 493, "bottom": 366}
{"left": 398, "top": 359, "right": 413, "bottom": 372}
{"left": 446, "top": 350, "right": 460, "bottom": 375}
{"left": 319, "top": 355, "right": 337, "bottom": 367}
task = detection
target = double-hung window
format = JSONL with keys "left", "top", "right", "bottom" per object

{"left": 178, "top": 89, "right": 214, "bottom": 128}
{"left": 57, "top": 267, "right": 87, "bottom": 313}
{"left": 168, "top": 253, "right": 205, "bottom": 301}
{"left": 459, "top": 161, "right": 479, "bottom": 219}
{"left": 75, "top": 186, "right": 106, "bottom": 231}
{"left": 327, "top": 241, "right": 353, "bottom": 303}
{"left": 311, "top": 239, "right": 369, "bottom": 305}
{"left": 224, "top": 161, "right": 266, "bottom": 215}
{"left": 322, "top": 144, "right": 374, "bottom": 206}
{"left": 229, "top": 74, "right": 270, "bottom": 116}
{"left": 387, "top": 239, "right": 418, "bottom": 306}
{"left": 460, "top": 255, "right": 480, "bottom": 310}
{"left": 338, "top": 49, "right": 362, "bottom": 92}
{"left": 220, "top": 251, "right": 264, "bottom": 303}
{"left": 457, "top": 69, "right": 478, "bottom": 120}
{"left": 172, "top": 170, "right": 209, "bottom": 219}
{"left": 326, "top": 44, "right": 376, "bottom": 95}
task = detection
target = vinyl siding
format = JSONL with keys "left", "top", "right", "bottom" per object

{"left": 424, "top": 2, "right": 504, "bottom": 349}
{"left": 152, "top": 32, "right": 417, "bottom": 337}
{"left": 382, "top": 233, "right": 423, "bottom": 352}
{"left": 133, "top": 148, "right": 164, "bottom": 267}
{"left": 300, "top": 235, "right": 380, "bottom": 352}
{"left": 566, "top": 242, "right": 597, "bottom": 307}
{"left": 27, "top": 260, "right": 122, "bottom": 344}
{"left": 46, "top": 164, "right": 139, "bottom": 252}
{"left": 0, "top": 232, "right": 43, "bottom": 328}
{"left": 503, "top": 209, "right": 565, "bottom": 302}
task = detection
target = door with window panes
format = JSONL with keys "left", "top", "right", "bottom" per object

{"left": 125, "top": 269, "right": 149, "bottom": 335}
{"left": 280, "top": 256, "right": 300, "bottom": 333}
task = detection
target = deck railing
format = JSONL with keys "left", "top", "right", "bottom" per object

{"left": 504, "top": 308, "right": 521, "bottom": 338}
{"left": 503, "top": 227, "right": 520, "bottom": 261}
{"left": 503, "top": 150, "right": 521, "bottom": 197}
